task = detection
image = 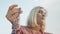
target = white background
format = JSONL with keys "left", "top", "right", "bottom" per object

{"left": 0, "top": 0, "right": 60, "bottom": 34}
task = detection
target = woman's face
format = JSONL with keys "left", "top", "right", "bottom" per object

{"left": 37, "top": 9, "right": 46, "bottom": 20}
{"left": 36, "top": 9, "right": 47, "bottom": 25}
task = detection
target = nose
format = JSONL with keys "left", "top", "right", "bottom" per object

{"left": 42, "top": 14, "right": 45, "bottom": 17}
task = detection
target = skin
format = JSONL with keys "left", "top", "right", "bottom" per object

{"left": 37, "top": 9, "right": 47, "bottom": 32}
{"left": 6, "top": 4, "right": 22, "bottom": 24}
{"left": 29, "top": 8, "right": 47, "bottom": 32}
{"left": 6, "top": 4, "right": 22, "bottom": 34}
{"left": 6, "top": 4, "right": 47, "bottom": 34}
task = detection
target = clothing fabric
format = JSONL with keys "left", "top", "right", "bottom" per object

{"left": 12, "top": 26, "right": 51, "bottom": 34}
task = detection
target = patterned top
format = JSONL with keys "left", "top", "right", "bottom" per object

{"left": 12, "top": 26, "right": 52, "bottom": 34}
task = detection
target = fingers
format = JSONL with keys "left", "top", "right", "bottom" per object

{"left": 12, "top": 8, "right": 23, "bottom": 15}
{"left": 9, "top": 4, "right": 18, "bottom": 10}
{"left": 6, "top": 4, "right": 23, "bottom": 23}
{"left": 11, "top": 12, "right": 19, "bottom": 22}
{"left": 8, "top": 4, "right": 23, "bottom": 15}
{"left": 11, "top": 8, "right": 20, "bottom": 16}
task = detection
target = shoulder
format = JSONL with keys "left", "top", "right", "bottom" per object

{"left": 20, "top": 26, "right": 30, "bottom": 31}
{"left": 19, "top": 26, "right": 32, "bottom": 34}
{"left": 16, "top": 26, "right": 28, "bottom": 34}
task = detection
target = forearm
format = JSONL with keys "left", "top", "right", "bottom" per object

{"left": 12, "top": 16, "right": 20, "bottom": 34}
{"left": 6, "top": 4, "right": 22, "bottom": 34}
{"left": 12, "top": 23, "right": 20, "bottom": 34}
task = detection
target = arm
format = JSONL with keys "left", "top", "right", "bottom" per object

{"left": 6, "top": 4, "right": 22, "bottom": 34}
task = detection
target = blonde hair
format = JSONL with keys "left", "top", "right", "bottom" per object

{"left": 27, "top": 6, "right": 47, "bottom": 31}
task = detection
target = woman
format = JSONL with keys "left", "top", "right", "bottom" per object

{"left": 6, "top": 4, "right": 52, "bottom": 34}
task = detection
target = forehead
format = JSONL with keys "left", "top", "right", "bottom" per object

{"left": 39, "top": 9, "right": 46, "bottom": 13}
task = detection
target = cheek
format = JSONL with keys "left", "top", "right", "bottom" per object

{"left": 37, "top": 13, "right": 42, "bottom": 18}
{"left": 37, "top": 15, "right": 42, "bottom": 24}
{"left": 38, "top": 13, "right": 42, "bottom": 16}
{"left": 36, "top": 14, "right": 44, "bottom": 25}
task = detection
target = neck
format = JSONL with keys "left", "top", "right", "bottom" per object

{"left": 28, "top": 20, "right": 45, "bottom": 32}
{"left": 28, "top": 25, "right": 40, "bottom": 32}
{"left": 32, "top": 27, "right": 40, "bottom": 32}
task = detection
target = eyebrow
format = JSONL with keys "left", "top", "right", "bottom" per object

{"left": 38, "top": 10, "right": 43, "bottom": 13}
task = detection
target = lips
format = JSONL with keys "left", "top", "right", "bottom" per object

{"left": 41, "top": 17, "right": 44, "bottom": 20}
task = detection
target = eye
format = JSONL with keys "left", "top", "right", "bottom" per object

{"left": 38, "top": 10, "right": 43, "bottom": 14}
{"left": 38, "top": 10, "right": 40, "bottom": 13}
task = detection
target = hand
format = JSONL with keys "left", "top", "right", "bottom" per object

{"left": 6, "top": 4, "right": 22, "bottom": 24}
